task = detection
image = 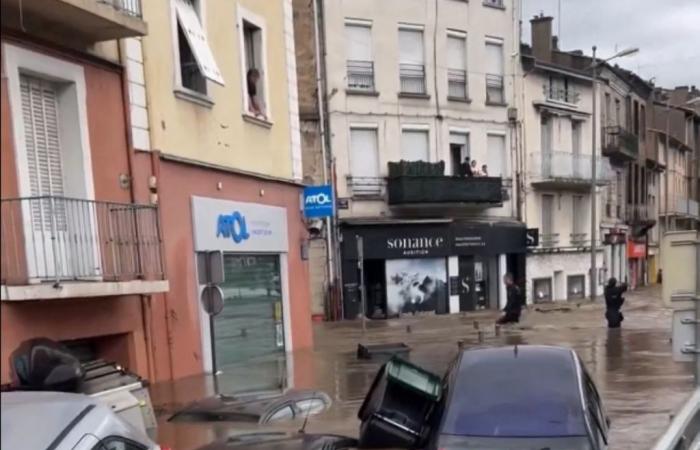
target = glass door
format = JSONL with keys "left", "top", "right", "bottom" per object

{"left": 213, "top": 254, "right": 285, "bottom": 392}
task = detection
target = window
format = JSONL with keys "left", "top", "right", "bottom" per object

{"left": 614, "top": 99, "right": 621, "bottom": 126}
{"left": 572, "top": 120, "right": 581, "bottom": 157}
{"left": 483, "top": 0, "right": 504, "bottom": 7}
{"left": 447, "top": 31, "right": 467, "bottom": 100}
{"left": 401, "top": 127, "right": 429, "bottom": 161}
{"left": 541, "top": 194, "right": 556, "bottom": 247}
{"left": 640, "top": 104, "right": 646, "bottom": 140}
{"left": 567, "top": 275, "right": 585, "bottom": 300}
{"left": 486, "top": 133, "right": 506, "bottom": 177}
{"left": 349, "top": 126, "right": 381, "bottom": 196}
{"left": 485, "top": 39, "right": 504, "bottom": 104}
{"left": 546, "top": 76, "right": 578, "bottom": 104}
{"left": 345, "top": 20, "right": 374, "bottom": 91}
{"left": 268, "top": 405, "right": 295, "bottom": 422}
{"left": 173, "top": 0, "right": 224, "bottom": 95}
{"left": 242, "top": 17, "right": 267, "bottom": 119}
{"left": 571, "top": 195, "right": 585, "bottom": 244}
{"left": 604, "top": 93, "right": 611, "bottom": 126}
{"left": 398, "top": 26, "right": 426, "bottom": 95}
{"left": 450, "top": 132, "right": 469, "bottom": 176}
{"left": 583, "top": 373, "right": 609, "bottom": 443}
{"left": 533, "top": 278, "right": 553, "bottom": 303}
{"left": 633, "top": 100, "right": 640, "bottom": 135}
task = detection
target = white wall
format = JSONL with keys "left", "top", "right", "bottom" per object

{"left": 526, "top": 251, "right": 604, "bottom": 303}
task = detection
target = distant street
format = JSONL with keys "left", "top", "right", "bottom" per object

{"left": 153, "top": 285, "right": 694, "bottom": 450}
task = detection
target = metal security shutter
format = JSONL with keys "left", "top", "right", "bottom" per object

{"left": 345, "top": 24, "right": 372, "bottom": 61}
{"left": 20, "top": 75, "right": 66, "bottom": 231}
{"left": 401, "top": 129, "right": 429, "bottom": 161}
{"left": 398, "top": 29, "right": 424, "bottom": 64}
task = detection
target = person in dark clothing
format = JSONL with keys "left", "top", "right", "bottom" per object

{"left": 497, "top": 273, "right": 523, "bottom": 324}
{"left": 604, "top": 277, "right": 628, "bottom": 328}
{"left": 461, "top": 157, "right": 473, "bottom": 177}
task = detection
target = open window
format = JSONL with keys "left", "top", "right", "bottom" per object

{"left": 173, "top": 0, "right": 224, "bottom": 97}
{"left": 238, "top": 7, "right": 269, "bottom": 122}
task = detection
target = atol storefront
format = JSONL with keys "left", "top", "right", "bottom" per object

{"left": 339, "top": 220, "right": 526, "bottom": 319}
{"left": 190, "top": 196, "right": 304, "bottom": 391}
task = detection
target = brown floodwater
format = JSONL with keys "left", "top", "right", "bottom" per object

{"left": 151, "top": 285, "right": 694, "bottom": 450}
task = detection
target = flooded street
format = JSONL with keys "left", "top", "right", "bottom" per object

{"left": 152, "top": 285, "right": 694, "bottom": 450}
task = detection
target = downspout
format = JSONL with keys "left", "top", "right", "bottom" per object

{"left": 117, "top": 40, "right": 156, "bottom": 381}
{"left": 312, "top": 0, "right": 336, "bottom": 318}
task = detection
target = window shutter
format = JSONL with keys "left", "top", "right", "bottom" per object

{"left": 487, "top": 134, "right": 506, "bottom": 177}
{"left": 174, "top": 0, "right": 225, "bottom": 85}
{"left": 345, "top": 24, "right": 372, "bottom": 61}
{"left": 485, "top": 42, "right": 504, "bottom": 75}
{"left": 401, "top": 130, "right": 429, "bottom": 161}
{"left": 398, "top": 29, "right": 424, "bottom": 64}
{"left": 20, "top": 75, "right": 66, "bottom": 231}
{"left": 350, "top": 128, "right": 379, "bottom": 178}
{"left": 447, "top": 35, "right": 466, "bottom": 70}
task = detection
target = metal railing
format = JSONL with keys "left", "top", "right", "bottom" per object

{"left": 543, "top": 85, "right": 580, "bottom": 104}
{"left": 529, "top": 151, "right": 615, "bottom": 182}
{"left": 603, "top": 125, "right": 639, "bottom": 156}
{"left": 347, "top": 60, "right": 375, "bottom": 91}
{"left": 346, "top": 176, "right": 386, "bottom": 198}
{"left": 485, "top": 74, "right": 504, "bottom": 104}
{"left": 625, "top": 203, "right": 655, "bottom": 223}
{"left": 1, "top": 196, "right": 164, "bottom": 285}
{"left": 570, "top": 233, "right": 589, "bottom": 246}
{"left": 399, "top": 63, "right": 426, "bottom": 95}
{"left": 541, "top": 233, "right": 560, "bottom": 248}
{"left": 98, "top": 0, "right": 143, "bottom": 18}
{"left": 447, "top": 69, "right": 468, "bottom": 99}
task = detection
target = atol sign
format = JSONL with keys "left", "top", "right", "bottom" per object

{"left": 303, "top": 185, "right": 334, "bottom": 218}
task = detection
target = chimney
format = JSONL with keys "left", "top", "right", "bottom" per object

{"left": 531, "top": 14, "right": 554, "bottom": 62}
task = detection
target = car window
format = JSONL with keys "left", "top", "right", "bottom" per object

{"left": 267, "top": 405, "right": 295, "bottom": 422}
{"left": 295, "top": 398, "right": 327, "bottom": 415}
{"left": 583, "top": 373, "right": 608, "bottom": 443}
{"left": 91, "top": 437, "right": 147, "bottom": 450}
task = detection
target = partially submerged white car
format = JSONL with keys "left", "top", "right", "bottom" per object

{"left": 1, "top": 391, "right": 161, "bottom": 450}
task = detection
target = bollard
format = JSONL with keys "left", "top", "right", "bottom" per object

{"left": 478, "top": 331, "right": 484, "bottom": 343}
{"left": 406, "top": 325, "right": 412, "bottom": 334}
{"left": 495, "top": 324, "right": 501, "bottom": 337}
{"left": 473, "top": 321, "right": 479, "bottom": 330}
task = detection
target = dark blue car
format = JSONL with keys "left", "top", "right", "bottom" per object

{"left": 430, "top": 345, "right": 609, "bottom": 450}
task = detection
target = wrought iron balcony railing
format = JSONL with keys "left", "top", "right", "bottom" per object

{"left": 347, "top": 60, "right": 375, "bottom": 91}
{"left": 1, "top": 196, "right": 164, "bottom": 285}
{"left": 399, "top": 63, "right": 427, "bottom": 95}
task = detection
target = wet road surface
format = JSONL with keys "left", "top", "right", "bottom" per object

{"left": 151, "top": 285, "right": 695, "bottom": 450}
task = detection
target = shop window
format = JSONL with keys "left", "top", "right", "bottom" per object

{"left": 567, "top": 275, "right": 586, "bottom": 300}
{"left": 533, "top": 278, "right": 552, "bottom": 303}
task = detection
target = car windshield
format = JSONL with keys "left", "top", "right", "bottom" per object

{"left": 438, "top": 435, "right": 593, "bottom": 450}
{"left": 441, "top": 348, "right": 588, "bottom": 437}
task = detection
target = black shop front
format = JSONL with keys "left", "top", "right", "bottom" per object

{"left": 339, "top": 220, "right": 526, "bottom": 319}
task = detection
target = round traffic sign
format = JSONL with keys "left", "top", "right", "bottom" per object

{"left": 201, "top": 285, "right": 224, "bottom": 316}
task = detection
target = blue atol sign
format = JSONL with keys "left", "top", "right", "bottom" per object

{"left": 216, "top": 211, "right": 250, "bottom": 243}
{"left": 303, "top": 185, "right": 334, "bottom": 218}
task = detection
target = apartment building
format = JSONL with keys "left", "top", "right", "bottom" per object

{"left": 597, "top": 65, "right": 657, "bottom": 288}
{"left": 0, "top": 1, "right": 168, "bottom": 383}
{"left": 138, "top": 0, "right": 313, "bottom": 389}
{"left": 296, "top": 0, "right": 526, "bottom": 319}
{"left": 518, "top": 16, "right": 610, "bottom": 303}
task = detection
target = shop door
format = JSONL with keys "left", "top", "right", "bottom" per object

{"left": 213, "top": 254, "right": 285, "bottom": 389}
{"left": 458, "top": 256, "right": 476, "bottom": 311}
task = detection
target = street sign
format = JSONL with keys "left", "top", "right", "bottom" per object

{"left": 201, "top": 285, "right": 225, "bottom": 316}
{"left": 197, "top": 251, "right": 224, "bottom": 285}
{"left": 303, "top": 185, "right": 334, "bottom": 218}
{"left": 526, "top": 228, "right": 539, "bottom": 247}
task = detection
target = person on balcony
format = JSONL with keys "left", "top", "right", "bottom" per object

{"left": 481, "top": 164, "right": 489, "bottom": 177}
{"left": 471, "top": 159, "right": 481, "bottom": 176}
{"left": 461, "top": 157, "right": 473, "bottom": 177}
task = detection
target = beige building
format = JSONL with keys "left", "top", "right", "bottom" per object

{"left": 296, "top": 0, "right": 526, "bottom": 319}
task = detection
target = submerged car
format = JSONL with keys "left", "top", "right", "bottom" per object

{"left": 195, "top": 431, "right": 357, "bottom": 450}
{"left": 430, "top": 345, "right": 609, "bottom": 450}
{"left": 1, "top": 391, "right": 161, "bottom": 450}
{"left": 169, "top": 389, "right": 332, "bottom": 424}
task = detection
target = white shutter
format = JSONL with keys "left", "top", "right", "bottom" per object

{"left": 345, "top": 24, "right": 372, "bottom": 61}
{"left": 399, "top": 29, "right": 424, "bottom": 64}
{"left": 447, "top": 35, "right": 466, "bottom": 70}
{"left": 485, "top": 42, "right": 504, "bottom": 75}
{"left": 174, "top": 0, "right": 225, "bottom": 85}
{"left": 20, "top": 75, "right": 66, "bottom": 231}
{"left": 449, "top": 132, "right": 468, "bottom": 147}
{"left": 487, "top": 134, "right": 506, "bottom": 177}
{"left": 401, "top": 130, "right": 429, "bottom": 161}
{"left": 350, "top": 128, "right": 379, "bottom": 178}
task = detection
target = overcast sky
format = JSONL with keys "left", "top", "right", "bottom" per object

{"left": 521, "top": 0, "right": 700, "bottom": 88}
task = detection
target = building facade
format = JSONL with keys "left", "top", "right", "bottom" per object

{"left": 518, "top": 16, "right": 608, "bottom": 303}
{"left": 296, "top": 0, "right": 526, "bottom": 319}
{"left": 0, "top": 1, "right": 168, "bottom": 383}
{"left": 138, "top": 0, "right": 313, "bottom": 387}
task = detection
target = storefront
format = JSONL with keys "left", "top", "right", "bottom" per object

{"left": 603, "top": 229, "right": 628, "bottom": 283}
{"left": 339, "top": 220, "right": 526, "bottom": 319}
{"left": 627, "top": 239, "right": 647, "bottom": 289}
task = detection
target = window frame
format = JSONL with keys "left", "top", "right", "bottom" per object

{"left": 532, "top": 277, "right": 553, "bottom": 303}
{"left": 446, "top": 29, "right": 468, "bottom": 101}
{"left": 237, "top": 4, "right": 272, "bottom": 124}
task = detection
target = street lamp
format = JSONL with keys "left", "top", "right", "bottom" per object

{"left": 589, "top": 46, "right": 639, "bottom": 301}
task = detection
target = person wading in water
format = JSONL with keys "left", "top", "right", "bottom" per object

{"left": 497, "top": 273, "right": 524, "bottom": 324}
{"left": 604, "top": 277, "right": 628, "bottom": 328}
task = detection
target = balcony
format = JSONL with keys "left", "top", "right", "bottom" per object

{"left": 485, "top": 74, "right": 505, "bottom": 105}
{"left": 0, "top": 0, "right": 147, "bottom": 42}
{"left": 543, "top": 85, "right": 580, "bottom": 105}
{"left": 447, "top": 69, "right": 468, "bottom": 100}
{"left": 386, "top": 161, "right": 503, "bottom": 206}
{"left": 569, "top": 233, "right": 590, "bottom": 247}
{"left": 1, "top": 196, "right": 168, "bottom": 301}
{"left": 399, "top": 64, "right": 427, "bottom": 96}
{"left": 540, "top": 233, "right": 560, "bottom": 249}
{"left": 347, "top": 60, "right": 376, "bottom": 93}
{"left": 661, "top": 197, "right": 700, "bottom": 218}
{"left": 529, "top": 151, "right": 613, "bottom": 192}
{"left": 602, "top": 126, "right": 639, "bottom": 162}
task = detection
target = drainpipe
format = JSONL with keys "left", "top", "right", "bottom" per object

{"left": 312, "top": 0, "right": 336, "bottom": 318}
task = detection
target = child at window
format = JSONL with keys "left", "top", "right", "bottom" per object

{"left": 247, "top": 68, "right": 265, "bottom": 118}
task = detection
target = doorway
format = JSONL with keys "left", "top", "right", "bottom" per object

{"left": 363, "top": 259, "right": 386, "bottom": 319}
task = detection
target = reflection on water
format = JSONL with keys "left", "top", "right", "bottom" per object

{"left": 151, "top": 286, "right": 693, "bottom": 450}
